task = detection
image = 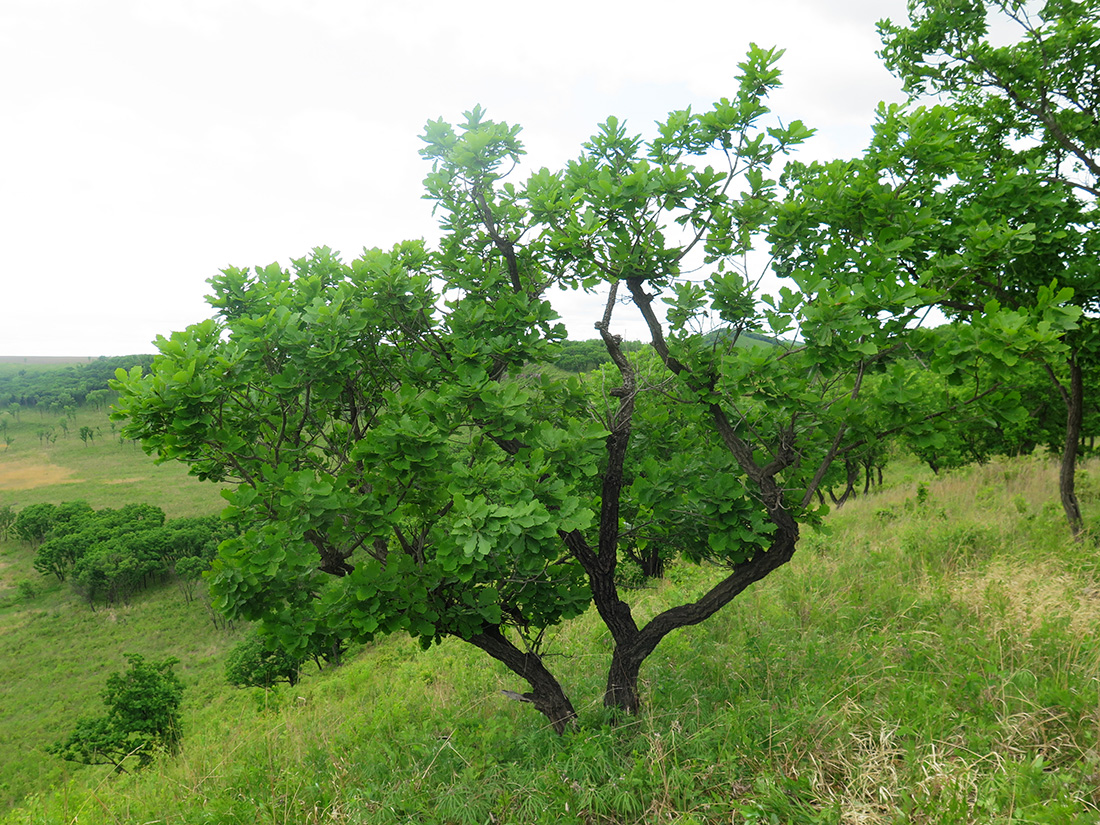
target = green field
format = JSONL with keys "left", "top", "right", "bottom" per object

{"left": 0, "top": 405, "right": 228, "bottom": 518}
{"left": 2, "top": 425, "right": 1098, "bottom": 822}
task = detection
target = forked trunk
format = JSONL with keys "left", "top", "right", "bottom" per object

{"left": 600, "top": 524, "right": 800, "bottom": 716}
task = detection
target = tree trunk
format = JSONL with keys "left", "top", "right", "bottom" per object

{"left": 592, "top": 278, "right": 804, "bottom": 717}
{"left": 604, "top": 644, "right": 645, "bottom": 714}
{"left": 600, "top": 522, "right": 799, "bottom": 715}
{"left": 467, "top": 627, "right": 577, "bottom": 734}
{"left": 634, "top": 545, "right": 665, "bottom": 579}
{"left": 1060, "top": 358, "right": 1085, "bottom": 537}
{"left": 828, "top": 459, "right": 859, "bottom": 508}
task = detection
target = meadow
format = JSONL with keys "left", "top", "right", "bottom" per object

{"left": 0, "top": 404, "right": 231, "bottom": 809}
{"left": 0, "top": 404, "right": 227, "bottom": 518}
{"left": 1, "top": 405, "right": 1098, "bottom": 823}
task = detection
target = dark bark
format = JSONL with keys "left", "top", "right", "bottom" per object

{"left": 578, "top": 277, "right": 804, "bottom": 715}
{"left": 562, "top": 294, "right": 647, "bottom": 711}
{"left": 638, "top": 547, "right": 665, "bottom": 579}
{"left": 622, "top": 542, "right": 666, "bottom": 579}
{"left": 467, "top": 626, "right": 577, "bottom": 734}
{"left": 1060, "top": 358, "right": 1085, "bottom": 537}
{"left": 604, "top": 648, "right": 644, "bottom": 714}
{"left": 603, "top": 518, "right": 800, "bottom": 713}
{"left": 1044, "top": 355, "right": 1086, "bottom": 537}
{"left": 828, "top": 459, "right": 860, "bottom": 509}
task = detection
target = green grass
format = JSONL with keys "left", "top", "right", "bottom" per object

{"left": 3, "top": 454, "right": 1100, "bottom": 823}
{"left": 0, "top": 406, "right": 227, "bottom": 518}
{"left": 0, "top": 404, "right": 231, "bottom": 808}
{"left": 0, "top": 567, "right": 246, "bottom": 810}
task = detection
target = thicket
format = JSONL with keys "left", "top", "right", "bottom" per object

{"left": 14, "top": 501, "right": 234, "bottom": 610}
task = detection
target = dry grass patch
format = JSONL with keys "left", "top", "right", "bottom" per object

{"left": 0, "top": 458, "right": 77, "bottom": 491}
{"left": 810, "top": 723, "right": 1012, "bottom": 825}
{"left": 951, "top": 559, "right": 1100, "bottom": 637}
{"left": 806, "top": 720, "right": 905, "bottom": 825}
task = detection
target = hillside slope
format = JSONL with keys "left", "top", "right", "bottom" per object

{"left": 2, "top": 455, "right": 1099, "bottom": 823}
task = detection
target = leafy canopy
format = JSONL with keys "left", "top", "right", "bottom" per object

{"left": 875, "top": 0, "right": 1100, "bottom": 534}
{"left": 113, "top": 43, "right": 1078, "bottom": 729}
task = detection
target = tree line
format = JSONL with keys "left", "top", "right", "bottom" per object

{"left": 0, "top": 355, "right": 153, "bottom": 411}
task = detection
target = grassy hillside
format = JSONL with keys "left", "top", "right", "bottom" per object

{"left": 2, "top": 452, "right": 1099, "bottom": 823}
{"left": 0, "top": 404, "right": 232, "bottom": 808}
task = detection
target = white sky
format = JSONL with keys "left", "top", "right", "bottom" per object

{"left": 1, "top": 0, "right": 911, "bottom": 356}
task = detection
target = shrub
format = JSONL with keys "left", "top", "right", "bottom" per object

{"left": 225, "top": 632, "right": 306, "bottom": 689}
{"left": 47, "top": 654, "right": 183, "bottom": 772}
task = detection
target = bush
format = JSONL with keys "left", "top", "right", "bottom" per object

{"left": 225, "top": 632, "right": 306, "bottom": 689}
{"left": 47, "top": 654, "right": 183, "bottom": 772}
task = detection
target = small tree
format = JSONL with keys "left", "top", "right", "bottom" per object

{"left": 48, "top": 655, "right": 183, "bottom": 772}
{"left": 174, "top": 555, "right": 207, "bottom": 604}
{"left": 225, "top": 631, "right": 305, "bottom": 689}
{"left": 114, "top": 46, "right": 1077, "bottom": 732}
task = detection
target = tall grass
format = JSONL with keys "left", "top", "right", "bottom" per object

{"left": 3, "top": 455, "right": 1099, "bottom": 823}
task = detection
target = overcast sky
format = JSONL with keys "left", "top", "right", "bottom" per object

{"left": 1, "top": 0, "right": 912, "bottom": 356}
